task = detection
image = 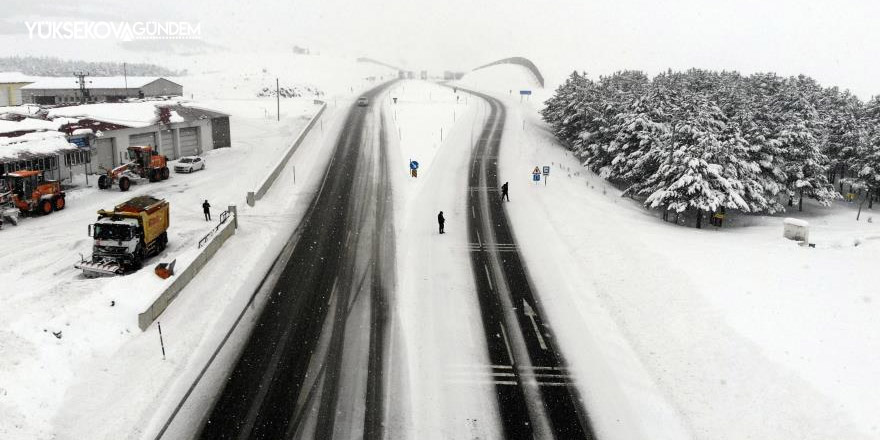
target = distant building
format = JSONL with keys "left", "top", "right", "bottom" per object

{"left": 0, "top": 72, "right": 35, "bottom": 106}
{"left": 21, "top": 77, "right": 183, "bottom": 105}
{"left": 443, "top": 71, "right": 465, "bottom": 81}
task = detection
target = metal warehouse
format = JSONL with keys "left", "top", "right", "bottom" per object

{"left": 21, "top": 77, "right": 183, "bottom": 105}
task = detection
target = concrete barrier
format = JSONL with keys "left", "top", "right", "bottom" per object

{"left": 253, "top": 101, "right": 327, "bottom": 201}
{"left": 138, "top": 207, "right": 238, "bottom": 331}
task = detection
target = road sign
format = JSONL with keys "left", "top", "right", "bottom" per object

{"left": 533, "top": 166, "right": 540, "bottom": 174}
{"left": 520, "top": 90, "right": 532, "bottom": 95}
{"left": 410, "top": 160, "right": 419, "bottom": 170}
{"left": 532, "top": 172, "right": 540, "bottom": 182}
{"left": 542, "top": 166, "right": 550, "bottom": 176}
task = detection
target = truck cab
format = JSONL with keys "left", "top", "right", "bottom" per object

{"left": 90, "top": 216, "right": 144, "bottom": 268}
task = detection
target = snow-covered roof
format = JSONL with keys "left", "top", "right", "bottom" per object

{"left": 0, "top": 72, "right": 36, "bottom": 84}
{"left": 0, "top": 118, "right": 61, "bottom": 135}
{"left": 0, "top": 105, "right": 41, "bottom": 116}
{"left": 47, "top": 102, "right": 183, "bottom": 128}
{"left": 21, "top": 76, "right": 177, "bottom": 90}
{"left": 0, "top": 131, "right": 76, "bottom": 161}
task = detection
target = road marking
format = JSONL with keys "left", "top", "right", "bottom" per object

{"left": 523, "top": 299, "right": 548, "bottom": 350}
{"left": 499, "top": 323, "right": 514, "bottom": 365}
{"left": 483, "top": 263, "right": 492, "bottom": 291}
{"left": 476, "top": 230, "right": 482, "bottom": 246}
{"left": 471, "top": 206, "right": 475, "bottom": 219}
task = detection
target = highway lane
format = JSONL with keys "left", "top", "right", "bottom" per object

{"left": 462, "top": 88, "right": 596, "bottom": 439}
{"left": 199, "top": 81, "right": 395, "bottom": 440}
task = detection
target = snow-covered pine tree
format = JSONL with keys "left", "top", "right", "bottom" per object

{"left": 642, "top": 94, "right": 752, "bottom": 227}
{"left": 776, "top": 76, "right": 838, "bottom": 211}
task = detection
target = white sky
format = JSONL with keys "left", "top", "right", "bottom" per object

{"left": 1, "top": 0, "right": 879, "bottom": 96}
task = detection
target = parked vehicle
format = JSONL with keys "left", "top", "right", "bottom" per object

{"left": 98, "top": 146, "right": 170, "bottom": 191}
{"left": 174, "top": 156, "right": 206, "bottom": 173}
{"left": 75, "top": 195, "right": 170, "bottom": 277}
{"left": 357, "top": 96, "right": 369, "bottom": 107}
{"left": 2, "top": 170, "right": 65, "bottom": 218}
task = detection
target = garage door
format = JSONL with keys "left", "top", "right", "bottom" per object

{"left": 129, "top": 132, "right": 156, "bottom": 151}
{"left": 93, "top": 138, "right": 114, "bottom": 171}
{"left": 159, "top": 129, "right": 174, "bottom": 159}
{"left": 179, "top": 127, "right": 200, "bottom": 157}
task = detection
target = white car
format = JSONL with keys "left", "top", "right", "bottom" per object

{"left": 174, "top": 156, "right": 206, "bottom": 173}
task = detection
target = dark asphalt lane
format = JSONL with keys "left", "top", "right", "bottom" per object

{"left": 462, "top": 87, "right": 596, "bottom": 440}
{"left": 199, "top": 82, "right": 395, "bottom": 440}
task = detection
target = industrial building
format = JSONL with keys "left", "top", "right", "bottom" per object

{"left": 20, "top": 77, "right": 183, "bottom": 105}
{"left": 0, "top": 101, "right": 229, "bottom": 183}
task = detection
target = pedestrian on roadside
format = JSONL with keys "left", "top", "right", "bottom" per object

{"left": 203, "top": 199, "right": 211, "bottom": 221}
{"left": 501, "top": 182, "right": 510, "bottom": 202}
{"left": 437, "top": 211, "right": 445, "bottom": 234}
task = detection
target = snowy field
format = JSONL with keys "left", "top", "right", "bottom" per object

{"left": 0, "top": 54, "right": 395, "bottom": 439}
{"left": 458, "top": 65, "right": 880, "bottom": 439}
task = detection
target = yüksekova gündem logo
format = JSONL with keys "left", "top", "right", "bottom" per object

{"left": 25, "top": 21, "right": 201, "bottom": 41}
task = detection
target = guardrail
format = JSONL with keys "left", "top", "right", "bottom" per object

{"left": 137, "top": 206, "right": 237, "bottom": 331}
{"left": 250, "top": 100, "right": 327, "bottom": 203}
{"left": 198, "top": 210, "right": 230, "bottom": 248}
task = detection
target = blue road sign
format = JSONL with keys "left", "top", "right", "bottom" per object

{"left": 532, "top": 173, "right": 540, "bottom": 182}
{"left": 520, "top": 90, "right": 532, "bottom": 95}
{"left": 410, "top": 160, "right": 419, "bottom": 170}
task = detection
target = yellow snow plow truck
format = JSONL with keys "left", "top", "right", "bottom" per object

{"left": 75, "top": 196, "right": 169, "bottom": 277}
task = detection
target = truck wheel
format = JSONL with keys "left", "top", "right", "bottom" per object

{"left": 119, "top": 177, "right": 131, "bottom": 192}
{"left": 148, "top": 169, "right": 158, "bottom": 182}
{"left": 98, "top": 175, "right": 110, "bottom": 189}
{"left": 157, "top": 232, "right": 168, "bottom": 252}
{"left": 40, "top": 199, "right": 53, "bottom": 215}
{"left": 54, "top": 196, "right": 65, "bottom": 211}
{"left": 161, "top": 167, "right": 170, "bottom": 180}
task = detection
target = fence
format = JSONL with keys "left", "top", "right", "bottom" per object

{"left": 198, "top": 210, "right": 230, "bottom": 248}
{"left": 137, "top": 206, "right": 237, "bottom": 331}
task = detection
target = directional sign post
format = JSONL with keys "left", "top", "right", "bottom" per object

{"left": 542, "top": 166, "right": 550, "bottom": 186}
{"left": 519, "top": 90, "right": 532, "bottom": 103}
{"left": 532, "top": 166, "right": 540, "bottom": 185}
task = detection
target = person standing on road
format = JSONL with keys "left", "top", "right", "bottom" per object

{"left": 437, "top": 211, "right": 445, "bottom": 234}
{"left": 501, "top": 182, "right": 510, "bottom": 202}
{"left": 203, "top": 199, "right": 211, "bottom": 221}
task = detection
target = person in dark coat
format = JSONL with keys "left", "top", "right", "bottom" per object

{"left": 501, "top": 182, "right": 509, "bottom": 201}
{"left": 203, "top": 200, "right": 211, "bottom": 221}
{"left": 437, "top": 211, "right": 445, "bottom": 234}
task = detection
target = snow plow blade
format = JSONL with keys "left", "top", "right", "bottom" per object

{"left": 75, "top": 261, "right": 123, "bottom": 277}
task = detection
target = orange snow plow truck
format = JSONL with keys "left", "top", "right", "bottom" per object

{"left": 98, "top": 146, "right": 170, "bottom": 191}
{"left": 75, "top": 196, "right": 169, "bottom": 277}
{"left": 2, "top": 169, "right": 66, "bottom": 217}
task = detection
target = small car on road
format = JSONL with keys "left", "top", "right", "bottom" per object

{"left": 174, "top": 156, "right": 206, "bottom": 173}
{"left": 357, "top": 97, "right": 369, "bottom": 107}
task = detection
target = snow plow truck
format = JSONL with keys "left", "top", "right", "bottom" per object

{"left": 75, "top": 196, "right": 169, "bottom": 277}
{"left": 0, "top": 170, "right": 66, "bottom": 226}
{"left": 98, "top": 146, "right": 170, "bottom": 191}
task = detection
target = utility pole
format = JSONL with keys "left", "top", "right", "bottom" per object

{"left": 276, "top": 78, "right": 280, "bottom": 122}
{"left": 123, "top": 62, "right": 129, "bottom": 98}
{"left": 74, "top": 71, "right": 90, "bottom": 104}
